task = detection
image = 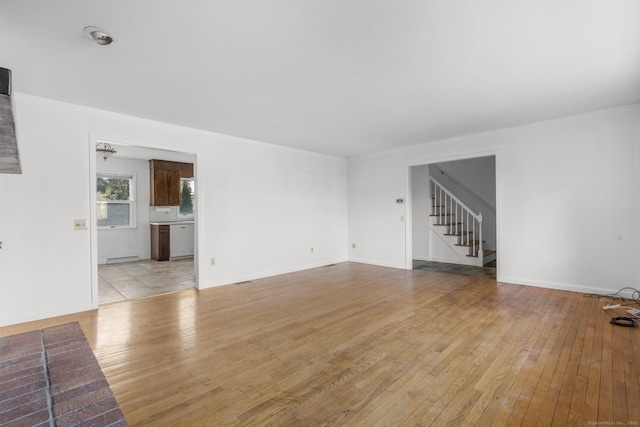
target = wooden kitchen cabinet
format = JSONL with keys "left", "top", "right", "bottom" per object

{"left": 176, "top": 162, "right": 194, "bottom": 179}
{"left": 150, "top": 224, "right": 170, "bottom": 261}
{"left": 151, "top": 166, "right": 180, "bottom": 206}
{"left": 149, "top": 159, "right": 194, "bottom": 206}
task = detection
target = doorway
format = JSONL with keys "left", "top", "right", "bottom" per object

{"left": 409, "top": 154, "right": 498, "bottom": 279}
{"left": 90, "top": 138, "right": 198, "bottom": 306}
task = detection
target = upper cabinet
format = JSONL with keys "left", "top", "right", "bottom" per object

{"left": 149, "top": 159, "right": 194, "bottom": 206}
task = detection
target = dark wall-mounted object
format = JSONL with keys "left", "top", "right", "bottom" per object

{"left": 0, "top": 67, "right": 22, "bottom": 174}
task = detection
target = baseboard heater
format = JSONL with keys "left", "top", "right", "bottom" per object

{"left": 0, "top": 67, "right": 21, "bottom": 174}
{"left": 106, "top": 256, "right": 140, "bottom": 264}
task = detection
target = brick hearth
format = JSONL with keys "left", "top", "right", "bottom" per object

{"left": 0, "top": 322, "right": 127, "bottom": 426}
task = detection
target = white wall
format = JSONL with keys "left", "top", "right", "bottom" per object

{"left": 0, "top": 93, "right": 347, "bottom": 326}
{"left": 411, "top": 164, "right": 430, "bottom": 260}
{"left": 96, "top": 156, "right": 151, "bottom": 264}
{"left": 348, "top": 104, "right": 640, "bottom": 295}
{"left": 434, "top": 156, "right": 496, "bottom": 210}
{"left": 2, "top": 94, "right": 637, "bottom": 326}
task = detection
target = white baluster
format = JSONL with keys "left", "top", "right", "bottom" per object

{"left": 455, "top": 202, "right": 458, "bottom": 236}
{"left": 478, "top": 213, "right": 483, "bottom": 265}
{"left": 469, "top": 212, "right": 472, "bottom": 253}
{"left": 439, "top": 186, "right": 443, "bottom": 225}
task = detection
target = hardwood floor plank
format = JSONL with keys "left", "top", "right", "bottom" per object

{"left": 582, "top": 296, "right": 604, "bottom": 423}
{"left": 519, "top": 293, "right": 573, "bottom": 427}
{"left": 621, "top": 323, "right": 640, "bottom": 422}
{"left": 566, "top": 295, "right": 598, "bottom": 425}
{"left": 1, "top": 262, "right": 639, "bottom": 426}
{"left": 599, "top": 307, "right": 615, "bottom": 422}
{"left": 503, "top": 290, "right": 558, "bottom": 426}
{"left": 550, "top": 288, "right": 590, "bottom": 426}
{"left": 471, "top": 307, "right": 544, "bottom": 426}
{"left": 612, "top": 325, "right": 630, "bottom": 423}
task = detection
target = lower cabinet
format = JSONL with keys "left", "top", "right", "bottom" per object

{"left": 151, "top": 223, "right": 194, "bottom": 261}
{"left": 150, "top": 225, "right": 170, "bottom": 261}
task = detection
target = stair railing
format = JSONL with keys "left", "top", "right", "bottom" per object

{"left": 430, "top": 176, "right": 483, "bottom": 258}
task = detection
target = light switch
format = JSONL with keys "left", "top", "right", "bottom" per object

{"left": 74, "top": 219, "right": 87, "bottom": 230}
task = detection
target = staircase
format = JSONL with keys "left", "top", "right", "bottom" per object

{"left": 429, "top": 177, "right": 496, "bottom": 267}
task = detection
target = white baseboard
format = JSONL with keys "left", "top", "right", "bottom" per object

{"left": 105, "top": 256, "right": 140, "bottom": 264}
{"left": 348, "top": 257, "right": 409, "bottom": 270}
{"left": 0, "top": 302, "right": 92, "bottom": 328}
{"left": 499, "top": 276, "right": 637, "bottom": 299}
{"left": 200, "top": 257, "right": 349, "bottom": 289}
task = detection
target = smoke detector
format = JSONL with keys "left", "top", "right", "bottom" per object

{"left": 83, "top": 26, "right": 115, "bottom": 46}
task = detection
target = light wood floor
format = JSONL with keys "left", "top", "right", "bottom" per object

{"left": 2, "top": 262, "right": 639, "bottom": 426}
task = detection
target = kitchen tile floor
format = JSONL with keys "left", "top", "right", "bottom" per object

{"left": 98, "top": 258, "right": 195, "bottom": 305}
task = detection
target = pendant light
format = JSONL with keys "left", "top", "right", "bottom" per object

{"left": 96, "top": 142, "right": 116, "bottom": 161}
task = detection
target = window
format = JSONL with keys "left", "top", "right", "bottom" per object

{"left": 180, "top": 178, "right": 194, "bottom": 215}
{"left": 97, "top": 174, "right": 136, "bottom": 228}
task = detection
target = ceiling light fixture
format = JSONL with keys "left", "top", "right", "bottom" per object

{"left": 83, "top": 26, "right": 115, "bottom": 46}
{"left": 96, "top": 142, "right": 117, "bottom": 161}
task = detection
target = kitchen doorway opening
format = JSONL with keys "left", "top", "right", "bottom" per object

{"left": 89, "top": 138, "right": 199, "bottom": 306}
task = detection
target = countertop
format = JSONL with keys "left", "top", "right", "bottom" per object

{"left": 149, "top": 220, "right": 195, "bottom": 226}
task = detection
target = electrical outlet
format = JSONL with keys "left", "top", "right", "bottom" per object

{"left": 210, "top": 257, "right": 216, "bottom": 266}
{"left": 310, "top": 247, "right": 314, "bottom": 253}
{"left": 352, "top": 243, "right": 356, "bottom": 249}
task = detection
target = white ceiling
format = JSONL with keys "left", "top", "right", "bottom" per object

{"left": 1, "top": 0, "right": 638, "bottom": 157}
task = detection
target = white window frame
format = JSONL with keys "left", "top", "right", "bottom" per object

{"left": 96, "top": 173, "right": 137, "bottom": 229}
{"left": 178, "top": 177, "right": 195, "bottom": 218}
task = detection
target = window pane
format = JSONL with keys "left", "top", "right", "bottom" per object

{"left": 97, "top": 177, "right": 131, "bottom": 201}
{"left": 180, "top": 178, "right": 194, "bottom": 214}
{"left": 97, "top": 202, "right": 131, "bottom": 227}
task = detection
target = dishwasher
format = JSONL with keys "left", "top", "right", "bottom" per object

{"left": 169, "top": 223, "right": 194, "bottom": 259}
